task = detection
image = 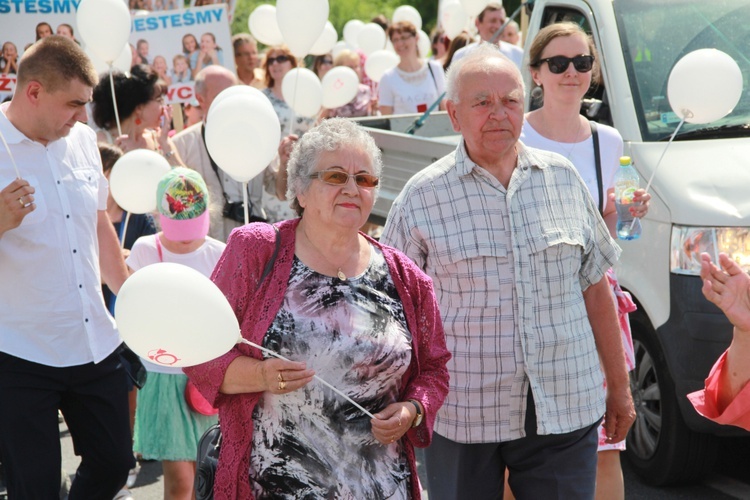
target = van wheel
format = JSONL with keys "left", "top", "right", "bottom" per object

{"left": 624, "top": 324, "right": 717, "bottom": 485}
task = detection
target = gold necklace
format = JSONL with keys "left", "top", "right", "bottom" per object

{"left": 301, "top": 227, "right": 359, "bottom": 281}
{"left": 558, "top": 116, "right": 583, "bottom": 160}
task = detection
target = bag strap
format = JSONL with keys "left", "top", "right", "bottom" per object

{"left": 426, "top": 61, "right": 438, "bottom": 93}
{"left": 201, "top": 123, "right": 257, "bottom": 215}
{"left": 258, "top": 224, "right": 280, "bottom": 289}
{"left": 590, "top": 121, "right": 604, "bottom": 215}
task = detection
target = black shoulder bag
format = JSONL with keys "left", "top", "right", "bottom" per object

{"left": 590, "top": 121, "right": 605, "bottom": 215}
{"left": 194, "top": 224, "right": 281, "bottom": 500}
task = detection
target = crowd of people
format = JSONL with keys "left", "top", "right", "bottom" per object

{"left": 1, "top": 4, "right": 743, "bottom": 500}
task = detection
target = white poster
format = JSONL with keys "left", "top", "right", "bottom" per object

{"left": 0, "top": 2, "right": 233, "bottom": 104}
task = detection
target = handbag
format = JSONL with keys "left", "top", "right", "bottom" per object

{"left": 194, "top": 224, "right": 281, "bottom": 500}
{"left": 185, "top": 380, "right": 219, "bottom": 416}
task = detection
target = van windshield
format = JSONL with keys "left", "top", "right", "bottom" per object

{"left": 616, "top": 0, "right": 750, "bottom": 142}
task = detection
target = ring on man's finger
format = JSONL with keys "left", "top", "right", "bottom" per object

{"left": 278, "top": 380, "right": 286, "bottom": 391}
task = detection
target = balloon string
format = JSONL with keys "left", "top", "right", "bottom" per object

{"left": 242, "top": 181, "right": 249, "bottom": 225}
{"left": 0, "top": 129, "right": 21, "bottom": 179}
{"left": 120, "top": 211, "right": 131, "bottom": 250}
{"left": 109, "top": 67, "right": 123, "bottom": 138}
{"left": 629, "top": 116, "right": 687, "bottom": 231}
{"left": 238, "top": 338, "right": 376, "bottom": 419}
{"left": 287, "top": 70, "right": 299, "bottom": 137}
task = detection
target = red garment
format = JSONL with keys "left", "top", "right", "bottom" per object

{"left": 688, "top": 350, "right": 750, "bottom": 430}
{"left": 184, "top": 219, "right": 451, "bottom": 499}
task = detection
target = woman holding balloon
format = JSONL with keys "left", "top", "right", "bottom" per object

{"left": 378, "top": 21, "right": 446, "bottom": 116}
{"left": 521, "top": 22, "right": 650, "bottom": 500}
{"left": 260, "top": 45, "right": 315, "bottom": 223}
{"left": 91, "top": 64, "right": 183, "bottom": 166}
{"left": 184, "top": 118, "right": 450, "bottom": 499}
{"left": 319, "top": 49, "right": 373, "bottom": 119}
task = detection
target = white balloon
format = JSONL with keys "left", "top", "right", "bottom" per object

{"left": 76, "top": 0, "right": 131, "bottom": 63}
{"left": 385, "top": 39, "right": 395, "bottom": 53}
{"left": 87, "top": 44, "right": 131, "bottom": 76}
{"left": 356, "top": 23, "right": 387, "bottom": 57}
{"left": 417, "top": 30, "right": 431, "bottom": 59}
{"left": 205, "top": 94, "right": 281, "bottom": 183}
{"left": 667, "top": 49, "right": 743, "bottom": 125}
{"left": 332, "top": 40, "right": 354, "bottom": 59}
{"left": 460, "top": 0, "right": 491, "bottom": 18}
{"left": 321, "top": 66, "right": 360, "bottom": 109}
{"left": 208, "top": 85, "right": 274, "bottom": 119}
{"left": 248, "top": 4, "right": 284, "bottom": 47}
{"left": 441, "top": 2, "right": 469, "bottom": 39}
{"left": 364, "top": 50, "right": 399, "bottom": 83}
{"left": 276, "top": 0, "right": 330, "bottom": 58}
{"left": 109, "top": 150, "right": 171, "bottom": 214}
{"left": 343, "top": 20, "right": 364, "bottom": 48}
{"left": 392, "top": 5, "right": 422, "bottom": 31}
{"left": 115, "top": 263, "right": 240, "bottom": 368}
{"left": 310, "top": 22, "right": 338, "bottom": 56}
{"left": 282, "top": 68, "right": 323, "bottom": 117}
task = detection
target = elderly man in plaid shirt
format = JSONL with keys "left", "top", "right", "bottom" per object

{"left": 381, "top": 43, "right": 635, "bottom": 499}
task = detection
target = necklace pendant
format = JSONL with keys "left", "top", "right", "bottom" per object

{"left": 337, "top": 268, "right": 347, "bottom": 281}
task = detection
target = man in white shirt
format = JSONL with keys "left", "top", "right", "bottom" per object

{"left": 451, "top": 3, "right": 524, "bottom": 69}
{"left": 171, "top": 65, "right": 265, "bottom": 242}
{"left": 0, "top": 36, "right": 133, "bottom": 498}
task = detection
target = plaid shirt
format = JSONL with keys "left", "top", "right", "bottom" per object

{"left": 381, "top": 140, "right": 621, "bottom": 443}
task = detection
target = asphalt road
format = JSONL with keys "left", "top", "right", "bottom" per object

{"left": 51, "top": 420, "right": 750, "bottom": 500}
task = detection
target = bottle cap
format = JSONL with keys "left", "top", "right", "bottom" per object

{"left": 620, "top": 156, "right": 632, "bottom": 166}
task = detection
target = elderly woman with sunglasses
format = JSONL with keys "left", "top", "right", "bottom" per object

{"left": 184, "top": 118, "right": 451, "bottom": 499}
{"left": 520, "top": 22, "right": 650, "bottom": 500}
{"left": 260, "top": 45, "right": 316, "bottom": 223}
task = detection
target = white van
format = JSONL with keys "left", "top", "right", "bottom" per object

{"left": 358, "top": 0, "right": 750, "bottom": 486}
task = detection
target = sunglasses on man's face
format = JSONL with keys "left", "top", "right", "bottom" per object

{"left": 267, "top": 54, "right": 290, "bottom": 65}
{"left": 537, "top": 54, "right": 594, "bottom": 74}
{"left": 309, "top": 169, "right": 380, "bottom": 188}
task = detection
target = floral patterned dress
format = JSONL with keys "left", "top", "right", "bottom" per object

{"left": 250, "top": 245, "right": 413, "bottom": 499}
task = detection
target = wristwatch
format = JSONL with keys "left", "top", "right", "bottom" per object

{"left": 408, "top": 399, "right": 423, "bottom": 428}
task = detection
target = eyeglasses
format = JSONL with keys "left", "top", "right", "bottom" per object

{"left": 537, "top": 55, "right": 594, "bottom": 74}
{"left": 267, "top": 54, "right": 290, "bottom": 65}
{"left": 321, "top": 58, "right": 333, "bottom": 65}
{"left": 309, "top": 169, "right": 379, "bottom": 188}
{"left": 391, "top": 34, "right": 414, "bottom": 44}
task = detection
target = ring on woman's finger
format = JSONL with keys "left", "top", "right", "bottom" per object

{"left": 278, "top": 372, "right": 284, "bottom": 382}
{"left": 18, "top": 197, "right": 24, "bottom": 207}
{"left": 278, "top": 380, "right": 286, "bottom": 391}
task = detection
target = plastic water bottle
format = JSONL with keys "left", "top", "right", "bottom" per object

{"left": 614, "top": 156, "right": 642, "bottom": 240}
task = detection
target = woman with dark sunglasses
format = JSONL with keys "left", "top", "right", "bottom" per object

{"left": 260, "top": 45, "right": 316, "bottom": 223}
{"left": 521, "top": 22, "right": 650, "bottom": 500}
{"left": 184, "top": 118, "right": 450, "bottom": 499}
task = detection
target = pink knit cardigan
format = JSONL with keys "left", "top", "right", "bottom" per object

{"left": 184, "top": 219, "right": 451, "bottom": 499}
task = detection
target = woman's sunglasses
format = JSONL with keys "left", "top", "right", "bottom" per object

{"left": 537, "top": 55, "right": 594, "bottom": 74}
{"left": 309, "top": 169, "right": 380, "bottom": 188}
{"left": 267, "top": 54, "right": 290, "bottom": 65}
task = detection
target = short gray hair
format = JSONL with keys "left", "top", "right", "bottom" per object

{"left": 286, "top": 118, "right": 383, "bottom": 216}
{"left": 445, "top": 42, "right": 525, "bottom": 103}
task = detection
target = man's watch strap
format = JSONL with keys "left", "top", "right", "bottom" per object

{"left": 408, "top": 399, "right": 423, "bottom": 428}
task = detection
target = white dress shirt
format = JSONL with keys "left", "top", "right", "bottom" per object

{"left": 0, "top": 102, "right": 119, "bottom": 367}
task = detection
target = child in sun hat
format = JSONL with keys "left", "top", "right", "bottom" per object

{"left": 125, "top": 167, "right": 226, "bottom": 498}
